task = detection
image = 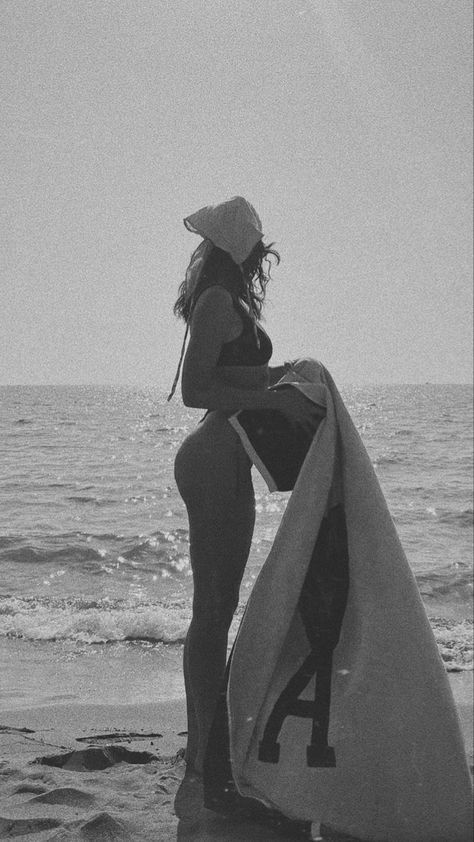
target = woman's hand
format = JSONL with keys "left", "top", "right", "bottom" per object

{"left": 267, "top": 364, "right": 287, "bottom": 386}
{"left": 272, "top": 386, "right": 325, "bottom": 435}
{"left": 284, "top": 359, "right": 300, "bottom": 373}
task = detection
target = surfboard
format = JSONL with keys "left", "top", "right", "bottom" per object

{"left": 204, "top": 359, "right": 473, "bottom": 841}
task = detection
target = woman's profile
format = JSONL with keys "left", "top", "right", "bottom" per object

{"left": 170, "top": 196, "right": 323, "bottom": 820}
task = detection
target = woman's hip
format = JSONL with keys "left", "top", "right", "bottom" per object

{"left": 174, "top": 412, "right": 252, "bottom": 503}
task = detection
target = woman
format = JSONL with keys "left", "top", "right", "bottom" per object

{"left": 171, "top": 197, "right": 322, "bottom": 819}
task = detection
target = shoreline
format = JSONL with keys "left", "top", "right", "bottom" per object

{"left": 0, "top": 697, "right": 320, "bottom": 841}
{"left": 0, "top": 698, "right": 188, "bottom": 764}
{"left": 0, "top": 673, "right": 472, "bottom": 841}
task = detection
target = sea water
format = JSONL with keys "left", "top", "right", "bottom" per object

{"left": 0, "top": 384, "right": 472, "bottom": 709}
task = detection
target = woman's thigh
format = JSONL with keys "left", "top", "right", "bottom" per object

{"left": 175, "top": 414, "right": 255, "bottom": 608}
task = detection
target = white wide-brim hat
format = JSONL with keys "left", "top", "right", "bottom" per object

{"left": 184, "top": 195, "right": 263, "bottom": 265}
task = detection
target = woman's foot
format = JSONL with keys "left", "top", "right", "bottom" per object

{"left": 174, "top": 772, "right": 204, "bottom": 823}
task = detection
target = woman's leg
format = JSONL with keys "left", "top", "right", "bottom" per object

{"left": 174, "top": 420, "right": 255, "bottom": 783}
{"left": 183, "top": 483, "right": 255, "bottom": 775}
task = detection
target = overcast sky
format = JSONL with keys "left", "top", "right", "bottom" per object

{"left": 1, "top": 0, "right": 472, "bottom": 386}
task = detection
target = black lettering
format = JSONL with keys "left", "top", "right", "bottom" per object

{"left": 258, "top": 504, "right": 349, "bottom": 768}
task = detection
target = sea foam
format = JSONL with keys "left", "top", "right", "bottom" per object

{"left": 0, "top": 596, "right": 189, "bottom": 645}
{"left": 0, "top": 595, "right": 471, "bottom": 670}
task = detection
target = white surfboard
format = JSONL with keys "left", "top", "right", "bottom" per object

{"left": 212, "top": 359, "right": 472, "bottom": 841}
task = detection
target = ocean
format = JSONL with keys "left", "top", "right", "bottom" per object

{"left": 0, "top": 383, "right": 472, "bottom": 711}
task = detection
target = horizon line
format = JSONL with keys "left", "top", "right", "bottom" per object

{"left": 1, "top": 381, "right": 473, "bottom": 389}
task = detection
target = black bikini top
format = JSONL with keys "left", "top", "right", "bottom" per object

{"left": 217, "top": 305, "right": 272, "bottom": 367}
{"left": 194, "top": 279, "right": 272, "bottom": 368}
{"left": 166, "top": 278, "right": 272, "bottom": 401}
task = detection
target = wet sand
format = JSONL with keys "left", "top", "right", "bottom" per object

{"left": 0, "top": 673, "right": 471, "bottom": 841}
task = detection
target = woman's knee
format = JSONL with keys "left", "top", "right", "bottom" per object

{"left": 191, "top": 593, "right": 238, "bottom": 633}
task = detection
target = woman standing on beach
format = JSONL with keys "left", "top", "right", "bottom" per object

{"left": 169, "top": 197, "right": 323, "bottom": 819}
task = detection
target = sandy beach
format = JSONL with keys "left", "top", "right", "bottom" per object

{"left": 0, "top": 673, "right": 471, "bottom": 841}
{"left": 0, "top": 698, "right": 313, "bottom": 841}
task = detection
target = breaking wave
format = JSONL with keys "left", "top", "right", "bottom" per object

{"left": 0, "top": 595, "right": 470, "bottom": 670}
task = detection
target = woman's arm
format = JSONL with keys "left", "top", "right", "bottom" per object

{"left": 181, "top": 287, "right": 324, "bottom": 432}
{"left": 181, "top": 286, "right": 283, "bottom": 412}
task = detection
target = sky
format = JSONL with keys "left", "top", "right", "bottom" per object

{"left": 1, "top": 0, "right": 472, "bottom": 386}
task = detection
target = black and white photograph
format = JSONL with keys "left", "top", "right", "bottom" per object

{"left": 1, "top": 1, "right": 472, "bottom": 839}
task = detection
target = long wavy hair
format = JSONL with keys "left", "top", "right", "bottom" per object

{"left": 173, "top": 240, "right": 280, "bottom": 323}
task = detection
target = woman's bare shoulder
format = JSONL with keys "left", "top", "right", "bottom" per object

{"left": 188, "top": 284, "right": 241, "bottom": 347}
{"left": 191, "top": 285, "right": 235, "bottom": 324}
{"left": 193, "top": 284, "right": 234, "bottom": 308}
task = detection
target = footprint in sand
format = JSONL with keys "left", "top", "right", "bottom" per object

{"left": 155, "top": 783, "right": 171, "bottom": 794}
{"left": 0, "top": 786, "right": 96, "bottom": 837}
{"left": 35, "top": 746, "right": 158, "bottom": 772}
{"left": 2, "top": 788, "right": 130, "bottom": 840}
{"left": 31, "top": 785, "right": 96, "bottom": 807}
{"left": 76, "top": 731, "right": 163, "bottom": 744}
{"left": 12, "top": 782, "right": 49, "bottom": 795}
{"left": 80, "top": 811, "right": 129, "bottom": 840}
{"left": 0, "top": 815, "right": 61, "bottom": 835}
{"left": 37, "top": 745, "right": 157, "bottom": 771}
